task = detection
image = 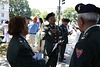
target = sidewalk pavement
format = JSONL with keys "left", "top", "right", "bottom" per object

{"left": 0, "top": 43, "right": 75, "bottom": 67}
{"left": 0, "top": 55, "right": 10, "bottom": 67}
{"left": 0, "top": 29, "right": 77, "bottom": 67}
{"left": 56, "top": 43, "right": 75, "bottom": 67}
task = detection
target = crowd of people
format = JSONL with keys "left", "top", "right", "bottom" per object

{"left": 3, "top": 3, "right": 100, "bottom": 67}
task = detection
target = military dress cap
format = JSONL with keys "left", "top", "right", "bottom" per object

{"left": 63, "top": 18, "right": 70, "bottom": 22}
{"left": 97, "top": 7, "right": 100, "bottom": 14}
{"left": 46, "top": 12, "right": 55, "bottom": 20}
{"left": 75, "top": 3, "right": 99, "bottom": 13}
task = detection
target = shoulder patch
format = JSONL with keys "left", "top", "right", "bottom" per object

{"left": 76, "top": 47, "right": 83, "bottom": 58}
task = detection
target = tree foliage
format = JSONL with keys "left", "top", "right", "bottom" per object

{"left": 31, "top": 8, "right": 41, "bottom": 18}
{"left": 0, "top": 0, "right": 8, "bottom": 5}
{"left": 31, "top": 9, "right": 58, "bottom": 22}
{"left": 9, "top": 0, "right": 31, "bottom": 19}
{"left": 62, "top": 7, "right": 77, "bottom": 22}
{"left": 54, "top": 12, "right": 57, "bottom": 20}
{"left": 41, "top": 11, "right": 48, "bottom": 19}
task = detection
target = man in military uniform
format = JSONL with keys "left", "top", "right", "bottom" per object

{"left": 41, "top": 12, "right": 62, "bottom": 67}
{"left": 69, "top": 3, "right": 100, "bottom": 67}
{"left": 59, "top": 18, "right": 70, "bottom": 62}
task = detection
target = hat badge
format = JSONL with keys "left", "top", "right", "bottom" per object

{"left": 78, "top": 5, "right": 81, "bottom": 11}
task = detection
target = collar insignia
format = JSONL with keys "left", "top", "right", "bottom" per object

{"left": 19, "top": 40, "right": 23, "bottom": 45}
{"left": 76, "top": 47, "right": 83, "bottom": 58}
{"left": 19, "top": 38, "right": 21, "bottom": 40}
{"left": 85, "top": 33, "right": 88, "bottom": 35}
{"left": 81, "top": 37, "right": 85, "bottom": 39}
{"left": 81, "top": 33, "right": 88, "bottom": 40}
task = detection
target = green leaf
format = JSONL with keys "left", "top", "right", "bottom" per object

{"left": 9, "top": 0, "right": 31, "bottom": 18}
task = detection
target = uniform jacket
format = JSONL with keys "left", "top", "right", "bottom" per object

{"left": 70, "top": 25, "right": 100, "bottom": 67}
{"left": 41, "top": 24, "right": 63, "bottom": 56}
{"left": 7, "top": 35, "right": 37, "bottom": 67}
{"left": 60, "top": 24, "right": 68, "bottom": 44}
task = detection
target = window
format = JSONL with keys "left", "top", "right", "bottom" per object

{"left": 1, "top": 13, "right": 4, "bottom": 17}
{"left": 1, "top": 5, "right": 4, "bottom": 9}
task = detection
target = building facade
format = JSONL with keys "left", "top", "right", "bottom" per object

{"left": 0, "top": 0, "right": 9, "bottom": 23}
